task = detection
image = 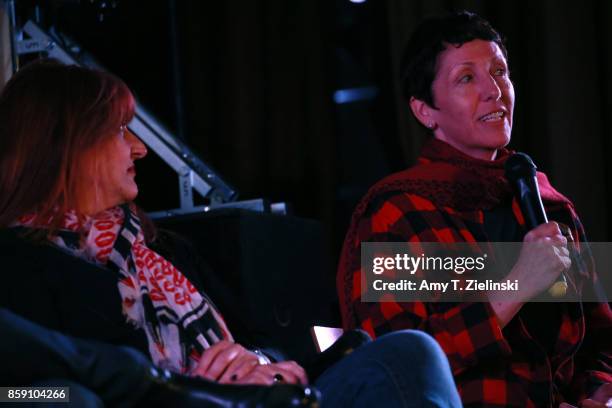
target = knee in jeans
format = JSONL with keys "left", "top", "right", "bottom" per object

{"left": 374, "top": 330, "right": 444, "bottom": 361}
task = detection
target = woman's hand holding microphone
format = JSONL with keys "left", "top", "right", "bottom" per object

{"left": 488, "top": 221, "right": 572, "bottom": 327}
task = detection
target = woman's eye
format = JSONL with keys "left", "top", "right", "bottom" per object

{"left": 494, "top": 67, "right": 507, "bottom": 76}
{"left": 458, "top": 74, "right": 473, "bottom": 84}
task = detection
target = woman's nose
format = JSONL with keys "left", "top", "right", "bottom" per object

{"left": 126, "top": 130, "right": 148, "bottom": 159}
{"left": 481, "top": 75, "right": 502, "bottom": 101}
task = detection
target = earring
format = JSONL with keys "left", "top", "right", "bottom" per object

{"left": 428, "top": 122, "right": 436, "bottom": 129}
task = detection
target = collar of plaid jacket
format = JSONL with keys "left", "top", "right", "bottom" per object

{"left": 371, "top": 137, "right": 572, "bottom": 211}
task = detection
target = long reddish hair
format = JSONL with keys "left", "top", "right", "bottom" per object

{"left": 0, "top": 59, "right": 136, "bottom": 234}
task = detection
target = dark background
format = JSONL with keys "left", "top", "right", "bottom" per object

{"left": 13, "top": 0, "right": 612, "bottom": 266}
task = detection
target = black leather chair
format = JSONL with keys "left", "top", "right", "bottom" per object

{"left": 155, "top": 208, "right": 343, "bottom": 365}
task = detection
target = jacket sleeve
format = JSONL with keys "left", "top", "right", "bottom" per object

{"left": 346, "top": 192, "right": 512, "bottom": 375}
{"left": 564, "top": 215, "right": 612, "bottom": 400}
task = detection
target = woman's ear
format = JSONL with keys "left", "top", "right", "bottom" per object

{"left": 409, "top": 97, "right": 435, "bottom": 129}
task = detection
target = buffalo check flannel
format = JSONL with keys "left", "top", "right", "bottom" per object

{"left": 340, "top": 191, "right": 612, "bottom": 407}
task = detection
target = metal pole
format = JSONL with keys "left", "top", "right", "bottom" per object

{"left": 6, "top": 0, "right": 18, "bottom": 73}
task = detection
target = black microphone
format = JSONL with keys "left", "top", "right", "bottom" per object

{"left": 505, "top": 152, "right": 568, "bottom": 297}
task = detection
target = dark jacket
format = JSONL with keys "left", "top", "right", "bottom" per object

{"left": 0, "top": 227, "right": 214, "bottom": 356}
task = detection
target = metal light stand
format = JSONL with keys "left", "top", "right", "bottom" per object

{"left": 3, "top": 7, "right": 286, "bottom": 218}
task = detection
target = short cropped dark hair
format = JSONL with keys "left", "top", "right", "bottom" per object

{"left": 400, "top": 11, "right": 507, "bottom": 108}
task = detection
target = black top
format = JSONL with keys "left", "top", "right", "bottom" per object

{"left": 0, "top": 227, "right": 215, "bottom": 356}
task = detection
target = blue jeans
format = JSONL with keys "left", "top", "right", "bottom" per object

{"left": 314, "top": 330, "right": 462, "bottom": 408}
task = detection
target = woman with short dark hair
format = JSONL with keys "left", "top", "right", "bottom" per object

{"left": 339, "top": 11, "right": 612, "bottom": 407}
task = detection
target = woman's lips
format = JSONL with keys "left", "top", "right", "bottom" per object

{"left": 479, "top": 110, "right": 505, "bottom": 122}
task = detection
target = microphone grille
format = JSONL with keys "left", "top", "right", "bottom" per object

{"left": 504, "top": 152, "right": 537, "bottom": 181}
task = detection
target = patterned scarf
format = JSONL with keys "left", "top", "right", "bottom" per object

{"left": 15, "top": 204, "right": 233, "bottom": 374}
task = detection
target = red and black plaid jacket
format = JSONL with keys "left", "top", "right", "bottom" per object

{"left": 338, "top": 177, "right": 612, "bottom": 407}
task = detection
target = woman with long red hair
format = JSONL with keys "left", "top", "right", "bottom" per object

{"left": 0, "top": 59, "right": 141, "bottom": 229}
{"left": 0, "top": 59, "right": 462, "bottom": 407}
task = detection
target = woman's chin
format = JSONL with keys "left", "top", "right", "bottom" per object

{"left": 117, "top": 187, "right": 139, "bottom": 206}
{"left": 126, "top": 190, "right": 138, "bottom": 202}
{"left": 127, "top": 182, "right": 139, "bottom": 200}
{"left": 482, "top": 131, "right": 511, "bottom": 151}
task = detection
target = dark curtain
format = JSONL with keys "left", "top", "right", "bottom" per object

{"left": 40, "top": 0, "right": 612, "bottom": 248}
{"left": 373, "top": 0, "right": 612, "bottom": 241}
{"left": 172, "top": 0, "right": 612, "bottom": 248}
{"left": 176, "top": 1, "right": 336, "bottom": 230}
